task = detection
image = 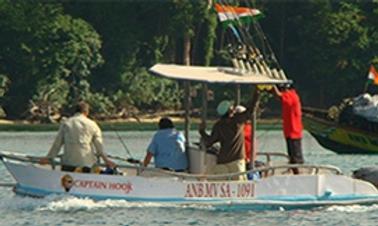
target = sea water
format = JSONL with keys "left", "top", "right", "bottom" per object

{"left": 0, "top": 131, "right": 377, "bottom": 226}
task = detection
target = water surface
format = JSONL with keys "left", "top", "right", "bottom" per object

{"left": 0, "top": 131, "right": 377, "bottom": 226}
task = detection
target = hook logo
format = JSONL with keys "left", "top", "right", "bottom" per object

{"left": 61, "top": 174, "right": 74, "bottom": 192}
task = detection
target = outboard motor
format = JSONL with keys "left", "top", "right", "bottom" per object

{"left": 353, "top": 167, "right": 378, "bottom": 188}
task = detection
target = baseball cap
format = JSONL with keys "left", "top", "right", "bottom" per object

{"left": 216, "top": 100, "right": 233, "bottom": 116}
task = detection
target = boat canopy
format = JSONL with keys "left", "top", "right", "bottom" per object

{"left": 149, "top": 64, "right": 291, "bottom": 85}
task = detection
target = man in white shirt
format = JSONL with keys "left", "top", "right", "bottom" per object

{"left": 40, "top": 102, "right": 115, "bottom": 171}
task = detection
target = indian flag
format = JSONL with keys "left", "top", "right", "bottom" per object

{"left": 214, "top": 3, "right": 263, "bottom": 27}
{"left": 367, "top": 65, "right": 378, "bottom": 85}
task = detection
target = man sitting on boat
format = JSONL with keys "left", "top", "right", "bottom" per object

{"left": 143, "top": 117, "right": 188, "bottom": 172}
{"left": 199, "top": 97, "right": 257, "bottom": 181}
{"left": 39, "top": 101, "right": 116, "bottom": 172}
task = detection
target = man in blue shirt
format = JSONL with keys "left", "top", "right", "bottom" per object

{"left": 143, "top": 117, "right": 188, "bottom": 172}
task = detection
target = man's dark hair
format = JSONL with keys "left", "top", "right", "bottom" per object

{"left": 221, "top": 111, "right": 232, "bottom": 119}
{"left": 287, "top": 83, "right": 295, "bottom": 89}
{"left": 278, "top": 83, "right": 294, "bottom": 91}
{"left": 158, "top": 117, "right": 174, "bottom": 129}
{"left": 75, "top": 101, "right": 90, "bottom": 114}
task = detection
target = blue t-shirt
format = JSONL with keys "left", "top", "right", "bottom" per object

{"left": 147, "top": 128, "right": 188, "bottom": 170}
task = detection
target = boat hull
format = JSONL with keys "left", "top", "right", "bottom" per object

{"left": 3, "top": 157, "right": 378, "bottom": 210}
{"left": 303, "top": 112, "right": 378, "bottom": 154}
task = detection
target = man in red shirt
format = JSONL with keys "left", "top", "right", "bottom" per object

{"left": 272, "top": 84, "right": 304, "bottom": 174}
{"left": 234, "top": 105, "right": 253, "bottom": 168}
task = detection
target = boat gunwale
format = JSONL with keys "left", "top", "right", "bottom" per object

{"left": 0, "top": 151, "right": 343, "bottom": 181}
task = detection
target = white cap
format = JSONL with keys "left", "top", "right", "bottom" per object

{"left": 235, "top": 105, "right": 246, "bottom": 113}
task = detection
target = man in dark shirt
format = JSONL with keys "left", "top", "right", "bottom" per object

{"left": 199, "top": 92, "right": 258, "bottom": 180}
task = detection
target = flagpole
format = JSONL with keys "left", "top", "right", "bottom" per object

{"left": 363, "top": 82, "right": 369, "bottom": 93}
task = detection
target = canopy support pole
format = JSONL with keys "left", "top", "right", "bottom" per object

{"left": 201, "top": 83, "right": 208, "bottom": 151}
{"left": 201, "top": 83, "right": 208, "bottom": 126}
{"left": 250, "top": 87, "right": 260, "bottom": 170}
{"left": 184, "top": 81, "right": 191, "bottom": 151}
{"left": 235, "top": 84, "right": 241, "bottom": 105}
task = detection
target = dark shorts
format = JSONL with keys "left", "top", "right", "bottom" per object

{"left": 62, "top": 165, "right": 91, "bottom": 173}
{"left": 286, "top": 138, "right": 304, "bottom": 164}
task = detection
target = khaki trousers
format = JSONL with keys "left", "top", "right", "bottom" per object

{"left": 209, "top": 159, "right": 247, "bottom": 181}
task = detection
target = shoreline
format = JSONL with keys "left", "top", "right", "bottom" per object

{"left": 0, "top": 118, "right": 282, "bottom": 131}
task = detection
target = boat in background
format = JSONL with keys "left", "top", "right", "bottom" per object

{"left": 303, "top": 106, "right": 378, "bottom": 154}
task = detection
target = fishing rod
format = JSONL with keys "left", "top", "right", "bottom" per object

{"left": 218, "top": 0, "right": 258, "bottom": 45}
{"left": 242, "top": 0, "right": 287, "bottom": 79}
{"left": 216, "top": 0, "right": 285, "bottom": 162}
{"left": 224, "top": 0, "right": 285, "bottom": 79}
{"left": 227, "top": 0, "right": 274, "bottom": 74}
{"left": 238, "top": 0, "right": 268, "bottom": 57}
{"left": 216, "top": 0, "right": 271, "bottom": 75}
{"left": 107, "top": 154, "right": 141, "bottom": 165}
{"left": 216, "top": 1, "right": 260, "bottom": 72}
{"left": 254, "top": 22, "right": 287, "bottom": 79}
{"left": 226, "top": 0, "right": 262, "bottom": 49}
{"left": 216, "top": 2, "right": 264, "bottom": 134}
{"left": 110, "top": 124, "right": 135, "bottom": 159}
{"left": 216, "top": 0, "right": 287, "bottom": 83}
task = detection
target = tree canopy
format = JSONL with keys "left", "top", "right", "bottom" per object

{"left": 0, "top": 0, "right": 377, "bottom": 121}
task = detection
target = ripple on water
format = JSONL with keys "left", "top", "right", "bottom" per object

{"left": 326, "top": 204, "right": 378, "bottom": 213}
{"left": 1, "top": 195, "right": 378, "bottom": 226}
{"left": 1, "top": 131, "right": 378, "bottom": 226}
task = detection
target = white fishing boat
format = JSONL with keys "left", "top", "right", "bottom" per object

{"left": 2, "top": 2, "right": 378, "bottom": 210}
{"left": 1, "top": 63, "right": 378, "bottom": 210}
{"left": 1, "top": 150, "right": 378, "bottom": 210}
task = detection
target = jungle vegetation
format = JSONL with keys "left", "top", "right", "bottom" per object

{"left": 0, "top": 0, "right": 377, "bottom": 122}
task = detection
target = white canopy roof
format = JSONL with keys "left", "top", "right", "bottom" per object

{"left": 149, "top": 64, "right": 290, "bottom": 84}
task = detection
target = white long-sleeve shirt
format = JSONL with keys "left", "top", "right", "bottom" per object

{"left": 47, "top": 113, "right": 104, "bottom": 167}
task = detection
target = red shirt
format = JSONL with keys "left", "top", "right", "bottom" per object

{"left": 281, "top": 89, "right": 303, "bottom": 139}
{"left": 244, "top": 123, "right": 252, "bottom": 162}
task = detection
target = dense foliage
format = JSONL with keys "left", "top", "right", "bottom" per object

{"left": 0, "top": 0, "right": 377, "bottom": 121}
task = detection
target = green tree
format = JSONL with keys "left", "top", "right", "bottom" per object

{"left": 261, "top": 0, "right": 375, "bottom": 107}
{"left": 0, "top": 0, "right": 103, "bottom": 119}
{"left": 63, "top": 1, "right": 217, "bottom": 112}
